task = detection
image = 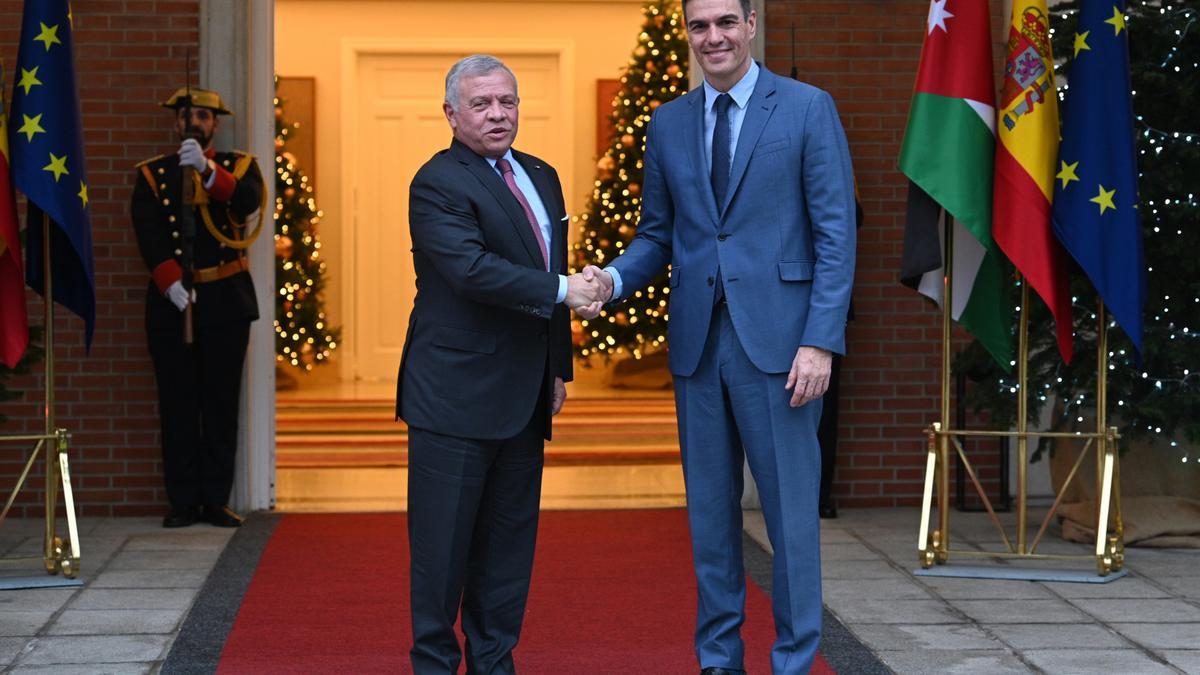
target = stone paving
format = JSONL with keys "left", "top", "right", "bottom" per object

{"left": 0, "top": 508, "right": 1195, "bottom": 673}
{"left": 0, "top": 517, "right": 233, "bottom": 674}
{"left": 747, "top": 507, "right": 1200, "bottom": 675}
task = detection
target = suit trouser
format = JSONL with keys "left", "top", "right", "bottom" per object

{"left": 147, "top": 320, "right": 250, "bottom": 511}
{"left": 407, "top": 401, "right": 545, "bottom": 675}
{"left": 675, "top": 304, "right": 823, "bottom": 675}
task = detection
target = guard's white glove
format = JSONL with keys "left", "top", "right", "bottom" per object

{"left": 178, "top": 138, "right": 208, "bottom": 173}
{"left": 165, "top": 280, "right": 196, "bottom": 312}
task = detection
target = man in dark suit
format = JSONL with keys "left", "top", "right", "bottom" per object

{"left": 396, "top": 55, "right": 604, "bottom": 674}
{"left": 131, "top": 87, "right": 263, "bottom": 529}
{"left": 583, "top": 0, "right": 857, "bottom": 671}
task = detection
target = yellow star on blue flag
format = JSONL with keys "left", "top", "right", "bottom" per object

{"left": 8, "top": 0, "right": 95, "bottom": 347}
{"left": 17, "top": 66, "right": 40, "bottom": 95}
{"left": 42, "top": 152, "right": 69, "bottom": 182}
{"left": 17, "top": 113, "right": 45, "bottom": 142}
{"left": 34, "top": 22, "right": 61, "bottom": 51}
{"left": 1051, "top": 0, "right": 1144, "bottom": 357}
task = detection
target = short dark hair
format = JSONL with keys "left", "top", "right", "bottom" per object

{"left": 682, "top": 0, "right": 753, "bottom": 20}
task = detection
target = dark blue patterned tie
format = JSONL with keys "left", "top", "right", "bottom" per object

{"left": 711, "top": 93, "right": 732, "bottom": 304}
{"left": 710, "top": 93, "right": 733, "bottom": 208}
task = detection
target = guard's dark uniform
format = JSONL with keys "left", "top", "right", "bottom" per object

{"left": 131, "top": 148, "right": 263, "bottom": 516}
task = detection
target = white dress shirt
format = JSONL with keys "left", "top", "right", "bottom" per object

{"left": 487, "top": 150, "right": 568, "bottom": 302}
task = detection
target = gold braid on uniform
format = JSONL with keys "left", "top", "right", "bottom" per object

{"left": 200, "top": 153, "right": 266, "bottom": 250}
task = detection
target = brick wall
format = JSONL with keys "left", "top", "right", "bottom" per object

{"left": 764, "top": 0, "right": 1009, "bottom": 507}
{"left": 0, "top": 1, "right": 200, "bottom": 517}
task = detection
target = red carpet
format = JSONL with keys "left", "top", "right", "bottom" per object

{"left": 218, "top": 510, "right": 835, "bottom": 674}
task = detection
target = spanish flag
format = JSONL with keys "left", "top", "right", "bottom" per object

{"left": 0, "top": 57, "right": 29, "bottom": 368}
{"left": 993, "top": 1, "right": 1074, "bottom": 363}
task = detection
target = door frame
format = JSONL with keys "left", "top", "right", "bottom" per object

{"left": 339, "top": 38, "right": 577, "bottom": 381}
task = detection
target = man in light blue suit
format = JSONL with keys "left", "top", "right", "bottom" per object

{"left": 581, "top": 0, "right": 856, "bottom": 671}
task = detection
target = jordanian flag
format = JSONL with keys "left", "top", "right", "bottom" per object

{"left": 899, "top": 0, "right": 1012, "bottom": 368}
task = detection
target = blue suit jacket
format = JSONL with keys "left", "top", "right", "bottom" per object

{"left": 609, "top": 65, "right": 857, "bottom": 377}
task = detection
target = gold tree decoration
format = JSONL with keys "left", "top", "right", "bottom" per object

{"left": 572, "top": 0, "right": 688, "bottom": 361}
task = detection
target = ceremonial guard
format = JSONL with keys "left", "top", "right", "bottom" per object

{"left": 131, "top": 87, "right": 264, "bottom": 528}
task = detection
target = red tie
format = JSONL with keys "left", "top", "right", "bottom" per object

{"left": 496, "top": 158, "right": 549, "bottom": 269}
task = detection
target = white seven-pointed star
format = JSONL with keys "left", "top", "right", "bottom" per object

{"left": 928, "top": 0, "right": 955, "bottom": 34}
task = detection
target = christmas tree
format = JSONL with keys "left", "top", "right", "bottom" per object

{"left": 572, "top": 0, "right": 688, "bottom": 361}
{"left": 959, "top": 1, "right": 1198, "bottom": 458}
{"left": 274, "top": 81, "right": 339, "bottom": 372}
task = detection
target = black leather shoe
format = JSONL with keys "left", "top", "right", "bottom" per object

{"left": 162, "top": 507, "right": 198, "bottom": 528}
{"left": 701, "top": 669, "right": 746, "bottom": 675}
{"left": 819, "top": 502, "right": 838, "bottom": 519}
{"left": 202, "top": 505, "right": 244, "bottom": 528}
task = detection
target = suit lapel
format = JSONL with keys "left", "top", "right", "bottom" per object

{"left": 516, "top": 151, "right": 561, "bottom": 272}
{"left": 722, "top": 68, "right": 777, "bottom": 216}
{"left": 452, "top": 140, "right": 543, "bottom": 269}
{"left": 684, "top": 89, "right": 720, "bottom": 227}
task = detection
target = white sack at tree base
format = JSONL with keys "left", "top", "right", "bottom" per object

{"left": 1059, "top": 496, "right": 1200, "bottom": 548}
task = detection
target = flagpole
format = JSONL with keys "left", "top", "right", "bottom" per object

{"left": 1093, "top": 299, "right": 1122, "bottom": 573}
{"left": 1096, "top": 301, "right": 1105, "bottom": 534}
{"left": 1017, "top": 281, "right": 1029, "bottom": 554}
{"left": 939, "top": 216, "right": 954, "bottom": 559}
{"left": 34, "top": 212, "right": 79, "bottom": 578}
{"left": 41, "top": 213, "right": 56, "bottom": 571}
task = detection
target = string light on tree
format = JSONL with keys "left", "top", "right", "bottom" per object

{"left": 274, "top": 77, "right": 340, "bottom": 372}
{"left": 960, "top": 2, "right": 1198, "bottom": 461}
{"left": 571, "top": 0, "right": 687, "bottom": 361}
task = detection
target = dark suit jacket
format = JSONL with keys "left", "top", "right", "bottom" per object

{"left": 396, "top": 139, "right": 573, "bottom": 441}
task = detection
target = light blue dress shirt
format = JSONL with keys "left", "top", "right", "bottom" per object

{"left": 607, "top": 62, "right": 760, "bottom": 300}
{"left": 487, "top": 150, "right": 568, "bottom": 303}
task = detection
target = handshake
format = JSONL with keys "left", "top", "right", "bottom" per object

{"left": 564, "top": 265, "right": 613, "bottom": 320}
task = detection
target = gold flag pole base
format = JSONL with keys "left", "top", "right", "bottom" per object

{"left": 0, "top": 215, "right": 82, "bottom": 580}
{"left": 0, "top": 429, "right": 81, "bottom": 579}
{"left": 916, "top": 424, "right": 1124, "bottom": 576}
{"left": 916, "top": 245, "right": 1124, "bottom": 577}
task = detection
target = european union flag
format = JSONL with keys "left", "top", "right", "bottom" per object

{"left": 8, "top": 0, "right": 95, "bottom": 347}
{"left": 1051, "top": 0, "right": 1144, "bottom": 356}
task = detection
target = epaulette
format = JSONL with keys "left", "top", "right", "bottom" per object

{"left": 229, "top": 151, "right": 256, "bottom": 179}
{"left": 135, "top": 153, "right": 170, "bottom": 169}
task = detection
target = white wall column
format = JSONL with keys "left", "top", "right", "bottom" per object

{"left": 199, "top": 0, "right": 277, "bottom": 511}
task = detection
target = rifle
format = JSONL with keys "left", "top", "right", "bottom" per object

{"left": 179, "top": 50, "right": 199, "bottom": 345}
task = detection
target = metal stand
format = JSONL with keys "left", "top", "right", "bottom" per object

{"left": 0, "top": 215, "right": 82, "bottom": 579}
{"left": 954, "top": 370, "right": 1011, "bottom": 512}
{"left": 917, "top": 224, "right": 1123, "bottom": 576}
